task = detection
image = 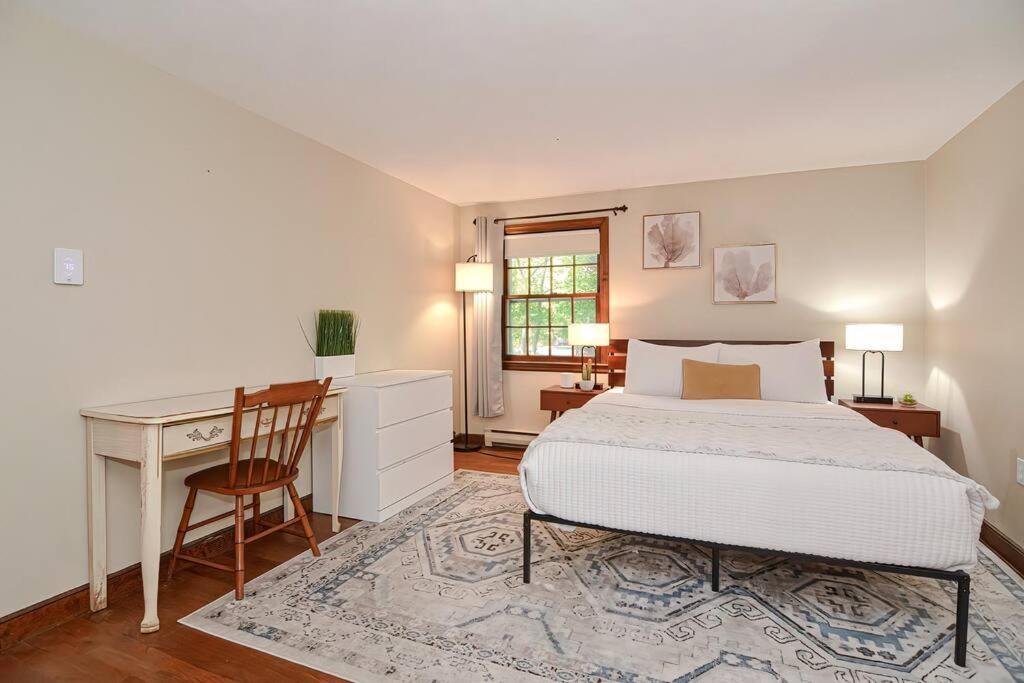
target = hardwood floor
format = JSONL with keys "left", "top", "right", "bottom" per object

{"left": 0, "top": 449, "right": 522, "bottom": 682}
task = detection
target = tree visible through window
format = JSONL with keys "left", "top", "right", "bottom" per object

{"left": 505, "top": 254, "right": 599, "bottom": 357}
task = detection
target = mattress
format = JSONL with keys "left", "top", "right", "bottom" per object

{"left": 519, "top": 390, "right": 994, "bottom": 571}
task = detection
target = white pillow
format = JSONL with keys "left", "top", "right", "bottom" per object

{"left": 718, "top": 339, "right": 828, "bottom": 403}
{"left": 624, "top": 339, "right": 721, "bottom": 397}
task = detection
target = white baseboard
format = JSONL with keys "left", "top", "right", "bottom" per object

{"left": 484, "top": 428, "right": 539, "bottom": 448}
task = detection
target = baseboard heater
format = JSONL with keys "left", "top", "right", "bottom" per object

{"left": 484, "top": 428, "right": 539, "bottom": 448}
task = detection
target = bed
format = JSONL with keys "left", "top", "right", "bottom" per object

{"left": 518, "top": 339, "right": 997, "bottom": 666}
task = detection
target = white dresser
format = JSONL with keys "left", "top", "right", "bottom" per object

{"left": 313, "top": 369, "right": 454, "bottom": 522}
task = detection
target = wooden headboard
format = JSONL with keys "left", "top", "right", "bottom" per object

{"left": 607, "top": 339, "right": 836, "bottom": 399}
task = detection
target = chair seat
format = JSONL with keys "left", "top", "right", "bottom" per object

{"left": 184, "top": 459, "right": 297, "bottom": 495}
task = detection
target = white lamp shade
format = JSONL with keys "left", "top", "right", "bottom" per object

{"left": 845, "top": 323, "right": 903, "bottom": 352}
{"left": 454, "top": 262, "right": 494, "bottom": 292}
{"left": 568, "top": 323, "right": 610, "bottom": 347}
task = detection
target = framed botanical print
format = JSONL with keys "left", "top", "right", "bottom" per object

{"left": 713, "top": 243, "right": 776, "bottom": 303}
{"left": 643, "top": 211, "right": 700, "bottom": 269}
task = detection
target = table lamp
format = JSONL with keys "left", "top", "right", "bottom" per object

{"left": 845, "top": 323, "right": 903, "bottom": 404}
{"left": 568, "top": 323, "right": 610, "bottom": 389}
{"left": 454, "top": 257, "right": 494, "bottom": 452}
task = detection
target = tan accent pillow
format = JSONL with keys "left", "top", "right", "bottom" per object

{"left": 682, "top": 359, "right": 761, "bottom": 400}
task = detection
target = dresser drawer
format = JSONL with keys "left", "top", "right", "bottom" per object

{"left": 163, "top": 397, "right": 338, "bottom": 457}
{"left": 377, "top": 408, "right": 452, "bottom": 470}
{"left": 859, "top": 409, "right": 939, "bottom": 437}
{"left": 377, "top": 376, "right": 452, "bottom": 427}
{"left": 378, "top": 442, "right": 453, "bottom": 509}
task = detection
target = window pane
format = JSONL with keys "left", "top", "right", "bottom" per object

{"left": 507, "top": 299, "right": 527, "bottom": 326}
{"left": 575, "top": 253, "right": 598, "bottom": 265}
{"left": 529, "top": 256, "right": 551, "bottom": 267}
{"left": 552, "top": 255, "right": 574, "bottom": 266}
{"left": 528, "top": 299, "right": 549, "bottom": 326}
{"left": 507, "top": 327, "right": 526, "bottom": 355}
{"left": 508, "top": 257, "right": 529, "bottom": 268}
{"left": 552, "top": 266, "right": 573, "bottom": 294}
{"left": 550, "top": 298, "right": 572, "bottom": 326}
{"left": 508, "top": 268, "right": 528, "bottom": 295}
{"left": 528, "top": 328, "right": 550, "bottom": 355}
{"left": 551, "top": 327, "right": 570, "bottom": 356}
{"left": 529, "top": 267, "right": 551, "bottom": 294}
{"left": 574, "top": 298, "right": 596, "bottom": 323}
{"left": 575, "top": 264, "right": 598, "bottom": 293}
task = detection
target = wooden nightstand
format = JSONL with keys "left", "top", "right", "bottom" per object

{"left": 540, "top": 385, "right": 608, "bottom": 422}
{"left": 838, "top": 398, "right": 940, "bottom": 446}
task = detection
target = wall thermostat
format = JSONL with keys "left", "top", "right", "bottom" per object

{"left": 54, "top": 248, "right": 84, "bottom": 285}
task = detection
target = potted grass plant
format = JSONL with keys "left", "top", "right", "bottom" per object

{"left": 579, "top": 360, "right": 596, "bottom": 391}
{"left": 303, "top": 309, "right": 359, "bottom": 380}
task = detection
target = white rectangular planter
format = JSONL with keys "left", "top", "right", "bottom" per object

{"left": 314, "top": 354, "right": 355, "bottom": 381}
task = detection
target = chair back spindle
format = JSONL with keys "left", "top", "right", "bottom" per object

{"left": 226, "top": 379, "right": 331, "bottom": 489}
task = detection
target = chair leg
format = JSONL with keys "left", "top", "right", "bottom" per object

{"left": 251, "top": 492, "right": 261, "bottom": 533}
{"left": 287, "top": 483, "right": 321, "bottom": 557}
{"left": 233, "top": 496, "right": 246, "bottom": 600}
{"left": 168, "top": 487, "right": 197, "bottom": 581}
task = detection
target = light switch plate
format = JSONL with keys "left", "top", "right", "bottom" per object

{"left": 54, "top": 248, "right": 83, "bottom": 285}
{"left": 1017, "top": 457, "right": 1024, "bottom": 486}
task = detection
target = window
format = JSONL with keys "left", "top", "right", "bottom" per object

{"left": 502, "top": 218, "right": 609, "bottom": 371}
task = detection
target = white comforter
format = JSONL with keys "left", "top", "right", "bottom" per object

{"left": 519, "top": 390, "right": 997, "bottom": 571}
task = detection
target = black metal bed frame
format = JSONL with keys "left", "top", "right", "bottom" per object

{"left": 522, "top": 510, "right": 971, "bottom": 667}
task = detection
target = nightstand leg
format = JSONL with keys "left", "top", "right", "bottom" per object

{"left": 913, "top": 436, "right": 923, "bottom": 446}
{"left": 550, "top": 411, "right": 558, "bottom": 422}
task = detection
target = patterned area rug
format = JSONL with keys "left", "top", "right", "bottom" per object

{"left": 182, "top": 471, "right": 1024, "bottom": 682}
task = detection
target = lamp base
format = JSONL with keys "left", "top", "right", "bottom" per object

{"left": 853, "top": 394, "right": 894, "bottom": 405}
{"left": 453, "top": 433, "right": 485, "bottom": 452}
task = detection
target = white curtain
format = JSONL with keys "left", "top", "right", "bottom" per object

{"left": 473, "top": 217, "right": 505, "bottom": 418}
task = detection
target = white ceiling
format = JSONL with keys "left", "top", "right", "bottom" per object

{"left": 30, "top": 0, "right": 1024, "bottom": 205}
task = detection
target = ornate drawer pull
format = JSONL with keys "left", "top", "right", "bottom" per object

{"left": 186, "top": 426, "right": 224, "bottom": 442}
{"left": 260, "top": 416, "right": 275, "bottom": 427}
{"left": 300, "top": 405, "right": 328, "bottom": 417}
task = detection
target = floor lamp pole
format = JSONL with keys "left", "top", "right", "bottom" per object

{"left": 455, "top": 290, "right": 480, "bottom": 452}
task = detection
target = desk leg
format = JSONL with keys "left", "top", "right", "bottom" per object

{"left": 139, "top": 425, "right": 162, "bottom": 634}
{"left": 331, "top": 397, "right": 344, "bottom": 533}
{"left": 86, "top": 419, "right": 107, "bottom": 612}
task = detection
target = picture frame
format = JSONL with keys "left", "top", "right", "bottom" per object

{"left": 713, "top": 243, "right": 777, "bottom": 304}
{"left": 643, "top": 211, "right": 700, "bottom": 269}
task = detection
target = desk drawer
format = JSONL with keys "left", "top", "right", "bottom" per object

{"left": 377, "top": 376, "right": 452, "bottom": 427}
{"left": 377, "top": 408, "right": 452, "bottom": 469}
{"left": 378, "top": 442, "right": 453, "bottom": 509}
{"left": 163, "top": 397, "right": 338, "bottom": 457}
{"left": 859, "top": 409, "right": 939, "bottom": 438}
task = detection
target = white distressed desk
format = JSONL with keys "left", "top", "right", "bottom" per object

{"left": 81, "top": 386, "right": 346, "bottom": 634}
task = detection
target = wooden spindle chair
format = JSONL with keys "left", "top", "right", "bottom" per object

{"left": 168, "top": 378, "right": 331, "bottom": 599}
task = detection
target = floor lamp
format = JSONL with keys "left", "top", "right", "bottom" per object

{"left": 454, "top": 256, "right": 494, "bottom": 452}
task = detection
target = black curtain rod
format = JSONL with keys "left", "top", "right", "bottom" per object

{"left": 473, "top": 205, "right": 627, "bottom": 225}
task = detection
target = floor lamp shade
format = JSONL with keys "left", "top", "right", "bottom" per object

{"left": 455, "top": 262, "right": 494, "bottom": 293}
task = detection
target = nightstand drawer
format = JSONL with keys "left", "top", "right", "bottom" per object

{"left": 540, "top": 392, "right": 591, "bottom": 413}
{"left": 858, "top": 409, "right": 939, "bottom": 437}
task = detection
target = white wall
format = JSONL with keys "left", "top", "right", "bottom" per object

{"left": 0, "top": 4, "right": 458, "bottom": 617}
{"left": 458, "top": 162, "right": 927, "bottom": 434}
{"left": 924, "top": 82, "right": 1024, "bottom": 548}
